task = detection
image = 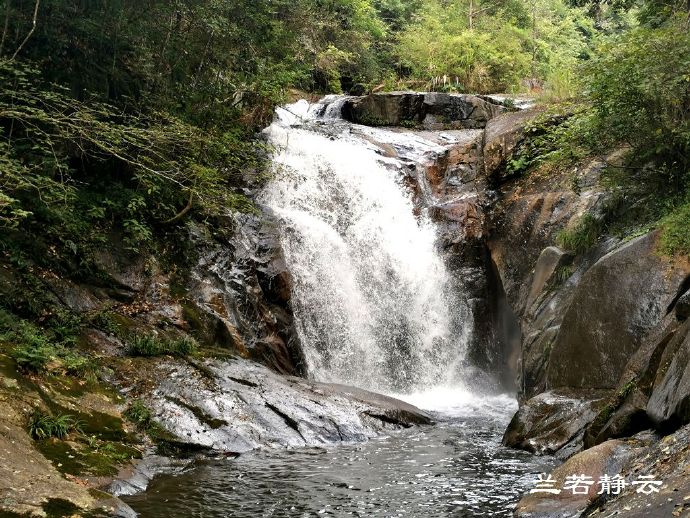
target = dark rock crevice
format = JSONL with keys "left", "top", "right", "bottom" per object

{"left": 264, "top": 402, "right": 307, "bottom": 441}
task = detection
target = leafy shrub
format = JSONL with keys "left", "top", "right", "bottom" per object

{"left": 29, "top": 411, "right": 82, "bottom": 440}
{"left": 88, "top": 310, "right": 122, "bottom": 336}
{"left": 127, "top": 334, "right": 197, "bottom": 357}
{"left": 556, "top": 213, "right": 603, "bottom": 254}
{"left": 584, "top": 17, "right": 690, "bottom": 178}
{"left": 553, "top": 265, "right": 575, "bottom": 286}
{"left": 7, "top": 321, "right": 56, "bottom": 372}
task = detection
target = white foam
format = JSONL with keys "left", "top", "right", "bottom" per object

{"left": 261, "top": 100, "right": 472, "bottom": 393}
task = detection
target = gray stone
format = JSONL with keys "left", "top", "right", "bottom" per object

{"left": 503, "top": 389, "right": 609, "bottom": 458}
{"left": 647, "top": 320, "right": 690, "bottom": 428}
{"left": 546, "top": 231, "right": 690, "bottom": 390}
{"left": 677, "top": 289, "right": 690, "bottom": 320}
{"left": 342, "top": 92, "right": 507, "bottom": 128}
{"left": 148, "top": 357, "right": 432, "bottom": 453}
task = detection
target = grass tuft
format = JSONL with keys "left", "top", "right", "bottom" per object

{"left": 29, "top": 411, "right": 82, "bottom": 440}
{"left": 556, "top": 213, "right": 603, "bottom": 254}
{"left": 127, "top": 333, "right": 197, "bottom": 357}
{"left": 659, "top": 202, "right": 690, "bottom": 257}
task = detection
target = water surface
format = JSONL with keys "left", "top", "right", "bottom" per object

{"left": 125, "top": 391, "right": 557, "bottom": 517}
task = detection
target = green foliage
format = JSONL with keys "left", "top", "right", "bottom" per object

{"left": 506, "top": 111, "right": 592, "bottom": 175}
{"left": 659, "top": 202, "right": 690, "bottom": 257}
{"left": 396, "top": 0, "right": 593, "bottom": 93}
{"left": 584, "top": 17, "right": 690, "bottom": 177}
{"left": 88, "top": 310, "right": 122, "bottom": 336}
{"left": 29, "top": 411, "right": 82, "bottom": 440}
{"left": 0, "top": 309, "right": 94, "bottom": 376}
{"left": 553, "top": 264, "right": 575, "bottom": 285}
{"left": 124, "top": 400, "right": 153, "bottom": 429}
{"left": 127, "top": 334, "right": 197, "bottom": 358}
{"left": 0, "top": 60, "right": 258, "bottom": 262}
{"left": 556, "top": 213, "right": 603, "bottom": 254}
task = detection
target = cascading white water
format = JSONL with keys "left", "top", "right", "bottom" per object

{"left": 261, "top": 99, "right": 472, "bottom": 393}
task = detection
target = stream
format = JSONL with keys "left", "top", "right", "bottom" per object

{"left": 124, "top": 391, "right": 557, "bottom": 517}
{"left": 124, "top": 97, "right": 557, "bottom": 516}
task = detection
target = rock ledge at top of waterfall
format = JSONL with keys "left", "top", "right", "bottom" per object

{"left": 340, "top": 91, "right": 532, "bottom": 129}
{"left": 145, "top": 357, "right": 433, "bottom": 453}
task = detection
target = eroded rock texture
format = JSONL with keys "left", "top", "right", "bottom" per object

{"left": 147, "top": 357, "right": 432, "bottom": 452}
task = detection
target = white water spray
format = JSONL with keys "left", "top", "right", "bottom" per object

{"left": 261, "top": 99, "right": 472, "bottom": 393}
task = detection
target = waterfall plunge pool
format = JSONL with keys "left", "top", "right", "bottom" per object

{"left": 124, "top": 98, "right": 558, "bottom": 516}
{"left": 124, "top": 390, "right": 557, "bottom": 517}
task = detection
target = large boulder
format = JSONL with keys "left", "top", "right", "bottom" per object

{"left": 342, "top": 91, "right": 424, "bottom": 126}
{"left": 342, "top": 92, "right": 507, "bottom": 129}
{"left": 147, "top": 357, "right": 432, "bottom": 453}
{"left": 546, "top": 231, "right": 690, "bottom": 390}
{"left": 647, "top": 319, "right": 690, "bottom": 429}
{"left": 488, "top": 152, "right": 615, "bottom": 400}
{"left": 514, "top": 439, "right": 633, "bottom": 518}
{"left": 582, "top": 315, "right": 683, "bottom": 447}
{"left": 503, "top": 389, "right": 609, "bottom": 459}
{"left": 187, "top": 215, "right": 303, "bottom": 375}
{"left": 421, "top": 92, "right": 507, "bottom": 129}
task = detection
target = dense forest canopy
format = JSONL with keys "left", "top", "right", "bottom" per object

{"left": 0, "top": 0, "right": 689, "bottom": 282}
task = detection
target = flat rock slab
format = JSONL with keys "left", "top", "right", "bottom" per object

{"left": 0, "top": 400, "right": 95, "bottom": 516}
{"left": 148, "top": 357, "right": 432, "bottom": 453}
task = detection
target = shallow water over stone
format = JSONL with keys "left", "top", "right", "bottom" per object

{"left": 124, "top": 392, "right": 557, "bottom": 517}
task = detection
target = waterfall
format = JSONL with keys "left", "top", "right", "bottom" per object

{"left": 260, "top": 99, "right": 471, "bottom": 393}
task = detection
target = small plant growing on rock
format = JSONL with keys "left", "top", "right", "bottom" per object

{"left": 13, "top": 342, "right": 55, "bottom": 372}
{"left": 553, "top": 265, "right": 575, "bottom": 286}
{"left": 556, "top": 213, "right": 603, "bottom": 254}
{"left": 124, "top": 400, "right": 153, "bottom": 429}
{"left": 127, "top": 333, "right": 197, "bottom": 357}
{"left": 29, "top": 411, "right": 82, "bottom": 440}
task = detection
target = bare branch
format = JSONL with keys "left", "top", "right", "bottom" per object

{"left": 10, "top": 0, "right": 39, "bottom": 61}
{"left": 0, "top": 0, "right": 10, "bottom": 56}
{"left": 163, "top": 190, "right": 194, "bottom": 224}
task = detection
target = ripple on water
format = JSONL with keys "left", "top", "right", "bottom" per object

{"left": 124, "top": 392, "right": 558, "bottom": 517}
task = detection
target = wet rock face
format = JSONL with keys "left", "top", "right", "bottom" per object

{"left": 342, "top": 92, "right": 508, "bottom": 129}
{"left": 647, "top": 320, "right": 690, "bottom": 429}
{"left": 515, "top": 425, "right": 690, "bottom": 518}
{"left": 502, "top": 390, "right": 609, "bottom": 459}
{"left": 488, "top": 151, "right": 616, "bottom": 400}
{"left": 546, "top": 232, "right": 690, "bottom": 390}
{"left": 514, "top": 439, "right": 633, "bottom": 518}
{"left": 147, "top": 358, "right": 432, "bottom": 453}
{"left": 186, "top": 215, "right": 303, "bottom": 375}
